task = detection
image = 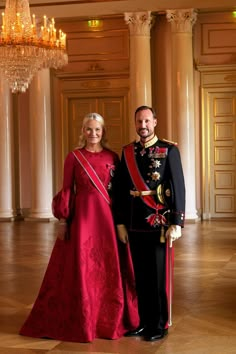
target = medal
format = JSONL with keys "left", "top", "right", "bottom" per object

{"left": 151, "top": 171, "right": 160, "bottom": 181}
{"left": 140, "top": 148, "right": 146, "bottom": 156}
{"left": 152, "top": 159, "right": 161, "bottom": 168}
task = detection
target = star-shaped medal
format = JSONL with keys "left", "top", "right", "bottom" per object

{"left": 152, "top": 160, "right": 161, "bottom": 168}
{"left": 151, "top": 171, "right": 160, "bottom": 181}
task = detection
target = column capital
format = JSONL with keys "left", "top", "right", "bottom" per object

{"left": 166, "top": 9, "right": 197, "bottom": 33}
{"left": 124, "top": 11, "right": 153, "bottom": 36}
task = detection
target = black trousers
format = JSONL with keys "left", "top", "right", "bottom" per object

{"left": 129, "top": 231, "right": 168, "bottom": 331}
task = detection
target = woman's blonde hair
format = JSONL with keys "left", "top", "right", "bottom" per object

{"left": 77, "top": 112, "right": 110, "bottom": 149}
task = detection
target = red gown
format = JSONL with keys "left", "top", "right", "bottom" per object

{"left": 20, "top": 148, "right": 139, "bottom": 343}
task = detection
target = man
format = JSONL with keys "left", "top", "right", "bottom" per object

{"left": 114, "top": 105, "right": 185, "bottom": 342}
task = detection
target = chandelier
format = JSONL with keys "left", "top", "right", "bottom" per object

{"left": 0, "top": 0, "right": 68, "bottom": 93}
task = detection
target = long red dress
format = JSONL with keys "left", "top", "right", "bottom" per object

{"left": 19, "top": 148, "right": 139, "bottom": 343}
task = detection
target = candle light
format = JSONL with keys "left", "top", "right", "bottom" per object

{"left": 2, "top": 12, "right": 5, "bottom": 27}
{"left": 44, "top": 15, "right": 47, "bottom": 28}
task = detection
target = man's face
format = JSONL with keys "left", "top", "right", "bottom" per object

{"left": 135, "top": 109, "right": 157, "bottom": 141}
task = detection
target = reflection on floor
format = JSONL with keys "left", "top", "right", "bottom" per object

{"left": 0, "top": 220, "right": 235, "bottom": 354}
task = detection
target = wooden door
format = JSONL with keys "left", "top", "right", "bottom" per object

{"left": 202, "top": 87, "right": 236, "bottom": 218}
{"left": 66, "top": 93, "right": 128, "bottom": 155}
{"left": 52, "top": 80, "right": 129, "bottom": 190}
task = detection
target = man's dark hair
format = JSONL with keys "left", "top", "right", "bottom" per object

{"left": 135, "top": 105, "right": 157, "bottom": 119}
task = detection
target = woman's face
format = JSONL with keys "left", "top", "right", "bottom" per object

{"left": 83, "top": 119, "right": 103, "bottom": 145}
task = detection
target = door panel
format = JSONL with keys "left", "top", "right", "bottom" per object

{"left": 68, "top": 97, "right": 97, "bottom": 151}
{"left": 203, "top": 89, "right": 236, "bottom": 218}
{"left": 98, "top": 97, "right": 127, "bottom": 154}
{"left": 66, "top": 93, "right": 128, "bottom": 156}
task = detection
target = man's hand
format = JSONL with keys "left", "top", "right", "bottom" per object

{"left": 116, "top": 224, "right": 129, "bottom": 244}
{"left": 166, "top": 225, "right": 182, "bottom": 242}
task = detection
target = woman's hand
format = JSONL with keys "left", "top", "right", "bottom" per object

{"left": 116, "top": 224, "right": 129, "bottom": 244}
{"left": 57, "top": 220, "right": 68, "bottom": 240}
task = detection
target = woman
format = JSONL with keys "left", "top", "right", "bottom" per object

{"left": 19, "top": 113, "right": 139, "bottom": 343}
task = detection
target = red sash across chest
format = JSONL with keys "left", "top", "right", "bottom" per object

{"left": 124, "top": 144, "right": 167, "bottom": 227}
{"left": 73, "top": 149, "right": 111, "bottom": 205}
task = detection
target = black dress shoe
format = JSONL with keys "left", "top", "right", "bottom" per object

{"left": 124, "top": 325, "right": 146, "bottom": 337}
{"left": 144, "top": 328, "right": 168, "bottom": 342}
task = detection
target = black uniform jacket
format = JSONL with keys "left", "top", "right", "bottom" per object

{"left": 113, "top": 137, "right": 186, "bottom": 233}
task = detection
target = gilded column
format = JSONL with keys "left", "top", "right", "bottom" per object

{"left": 0, "top": 79, "right": 14, "bottom": 219}
{"left": 167, "top": 9, "right": 198, "bottom": 220}
{"left": 124, "top": 11, "right": 153, "bottom": 141}
{"left": 27, "top": 69, "right": 53, "bottom": 220}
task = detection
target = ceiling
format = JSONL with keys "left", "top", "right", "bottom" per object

{"left": 0, "top": 0, "right": 236, "bottom": 19}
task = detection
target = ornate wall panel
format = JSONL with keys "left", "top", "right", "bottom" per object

{"left": 194, "top": 12, "right": 236, "bottom": 65}
{"left": 56, "top": 16, "right": 129, "bottom": 74}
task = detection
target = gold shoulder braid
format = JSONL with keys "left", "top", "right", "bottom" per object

{"left": 162, "top": 138, "right": 178, "bottom": 145}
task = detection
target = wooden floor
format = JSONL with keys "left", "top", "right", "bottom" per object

{"left": 0, "top": 220, "right": 236, "bottom": 354}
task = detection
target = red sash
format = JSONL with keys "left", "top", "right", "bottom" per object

{"left": 72, "top": 149, "right": 111, "bottom": 205}
{"left": 124, "top": 144, "right": 167, "bottom": 226}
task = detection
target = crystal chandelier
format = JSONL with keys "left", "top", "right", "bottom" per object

{"left": 0, "top": 0, "right": 68, "bottom": 93}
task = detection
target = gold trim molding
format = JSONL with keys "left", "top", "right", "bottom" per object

{"left": 197, "top": 64, "right": 236, "bottom": 72}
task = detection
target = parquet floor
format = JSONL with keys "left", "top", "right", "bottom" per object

{"left": 0, "top": 220, "right": 235, "bottom": 354}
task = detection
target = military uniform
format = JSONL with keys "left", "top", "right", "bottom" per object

{"left": 114, "top": 135, "right": 185, "bottom": 334}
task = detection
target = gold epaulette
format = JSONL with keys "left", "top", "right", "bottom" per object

{"left": 162, "top": 138, "right": 178, "bottom": 146}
